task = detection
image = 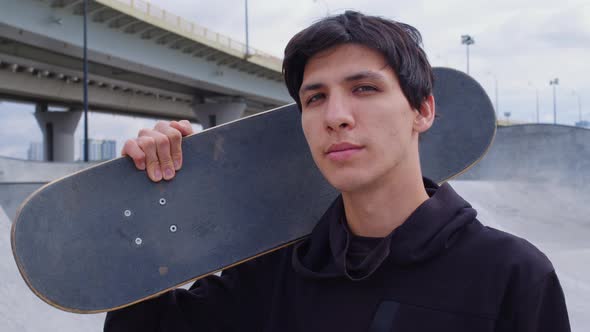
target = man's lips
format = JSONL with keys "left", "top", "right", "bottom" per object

{"left": 325, "top": 142, "right": 363, "bottom": 161}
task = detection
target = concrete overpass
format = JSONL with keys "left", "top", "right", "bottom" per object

{"left": 0, "top": 0, "right": 292, "bottom": 161}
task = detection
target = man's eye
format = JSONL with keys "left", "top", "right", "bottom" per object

{"left": 306, "top": 93, "right": 324, "bottom": 105}
{"left": 354, "top": 85, "right": 378, "bottom": 93}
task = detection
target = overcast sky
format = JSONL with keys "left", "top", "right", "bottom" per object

{"left": 1, "top": 0, "right": 588, "bottom": 159}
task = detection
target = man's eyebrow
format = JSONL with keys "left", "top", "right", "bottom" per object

{"left": 344, "top": 70, "right": 386, "bottom": 82}
{"left": 299, "top": 70, "right": 386, "bottom": 95}
{"left": 299, "top": 83, "right": 324, "bottom": 95}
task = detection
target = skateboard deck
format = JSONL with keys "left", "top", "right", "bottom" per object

{"left": 12, "top": 67, "right": 496, "bottom": 313}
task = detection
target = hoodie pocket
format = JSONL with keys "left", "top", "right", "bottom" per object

{"left": 368, "top": 300, "right": 494, "bottom": 332}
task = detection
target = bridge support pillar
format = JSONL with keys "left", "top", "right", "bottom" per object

{"left": 34, "top": 104, "right": 82, "bottom": 162}
{"left": 192, "top": 100, "right": 247, "bottom": 129}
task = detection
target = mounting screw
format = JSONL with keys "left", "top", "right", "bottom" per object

{"left": 135, "top": 237, "right": 142, "bottom": 246}
{"left": 159, "top": 198, "right": 167, "bottom": 206}
{"left": 124, "top": 209, "right": 132, "bottom": 217}
{"left": 169, "top": 225, "right": 177, "bottom": 233}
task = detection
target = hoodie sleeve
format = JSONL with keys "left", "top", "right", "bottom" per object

{"left": 103, "top": 246, "right": 286, "bottom": 332}
{"left": 515, "top": 270, "right": 570, "bottom": 332}
{"left": 103, "top": 269, "right": 243, "bottom": 332}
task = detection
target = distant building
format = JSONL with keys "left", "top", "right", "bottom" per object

{"left": 27, "top": 142, "right": 44, "bottom": 161}
{"left": 101, "top": 140, "right": 117, "bottom": 160}
{"left": 80, "top": 139, "right": 117, "bottom": 161}
{"left": 575, "top": 120, "right": 590, "bottom": 128}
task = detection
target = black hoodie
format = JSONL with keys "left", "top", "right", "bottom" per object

{"left": 105, "top": 179, "right": 570, "bottom": 332}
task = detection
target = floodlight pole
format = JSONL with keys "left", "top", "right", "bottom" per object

{"left": 528, "top": 81, "right": 540, "bottom": 123}
{"left": 466, "top": 44, "right": 469, "bottom": 74}
{"left": 573, "top": 90, "right": 582, "bottom": 122}
{"left": 83, "top": 0, "right": 89, "bottom": 162}
{"left": 487, "top": 72, "right": 499, "bottom": 118}
{"left": 461, "top": 35, "right": 475, "bottom": 75}
{"left": 536, "top": 88, "right": 540, "bottom": 123}
{"left": 549, "top": 78, "right": 559, "bottom": 125}
{"left": 244, "top": 0, "right": 250, "bottom": 58}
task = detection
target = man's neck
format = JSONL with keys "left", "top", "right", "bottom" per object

{"left": 342, "top": 161, "right": 429, "bottom": 238}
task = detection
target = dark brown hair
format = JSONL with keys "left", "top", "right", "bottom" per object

{"left": 283, "top": 11, "right": 433, "bottom": 111}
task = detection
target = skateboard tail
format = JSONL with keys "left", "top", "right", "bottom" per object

{"left": 12, "top": 198, "right": 308, "bottom": 314}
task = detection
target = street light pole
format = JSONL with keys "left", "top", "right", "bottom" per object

{"left": 495, "top": 77, "right": 499, "bottom": 118}
{"left": 244, "top": 0, "right": 250, "bottom": 58}
{"left": 578, "top": 94, "right": 582, "bottom": 122}
{"left": 528, "top": 81, "right": 540, "bottom": 123}
{"left": 461, "top": 35, "right": 475, "bottom": 75}
{"left": 536, "top": 88, "right": 539, "bottom": 123}
{"left": 573, "top": 90, "right": 582, "bottom": 122}
{"left": 549, "top": 78, "right": 559, "bottom": 125}
{"left": 83, "top": 0, "right": 89, "bottom": 162}
{"left": 486, "top": 72, "right": 499, "bottom": 118}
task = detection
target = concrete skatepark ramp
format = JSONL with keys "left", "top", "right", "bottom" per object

{"left": 459, "top": 124, "right": 590, "bottom": 186}
{"left": 0, "top": 124, "right": 588, "bottom": 330}
{"left": 453, "top": 124, "right": 590, "bottom": 331}
{"left": 0, "top": 157, "right": 95, "bottom": 220}
{"left": 0, "top": 183, "right": 44, "bottom": 222}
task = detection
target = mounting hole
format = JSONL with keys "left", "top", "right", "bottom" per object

{"left": 159, "top": 198, "right": 167, "bottom": 206}
{"left": 169, "top": 225, "right": 177, "bottom": 233}
{"left": 135, "top": 237, "right": 142, "bottom": 246}
{"left": 124, "top": 209, "right": 132, "bottom": 217}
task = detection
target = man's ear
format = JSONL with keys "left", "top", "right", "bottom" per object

{"left": 413, "top": 94, "right": 435, "bottom": 133}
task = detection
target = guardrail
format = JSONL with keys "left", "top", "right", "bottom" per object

{"left": 97, "top": 0, "right": 282, "bottom": 71}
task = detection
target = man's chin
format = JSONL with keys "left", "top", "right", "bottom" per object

{"left": 325, "top": 175, "right": 371, "bottom": 194}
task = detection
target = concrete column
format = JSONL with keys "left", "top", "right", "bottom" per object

{"left": 192, "top": 101, "right": 247, "bottom": 129}
{"left": 34, "top": 106, "right": 82, "bottom": 162}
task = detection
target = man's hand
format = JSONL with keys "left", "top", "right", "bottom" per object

{"left": 121, "top": 120, "right": 194, "bottom": 182}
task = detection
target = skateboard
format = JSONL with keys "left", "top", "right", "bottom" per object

{"left": 11, "top": 67, "right": 496, "bottom": 313}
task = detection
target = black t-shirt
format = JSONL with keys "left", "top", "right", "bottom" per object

{"left": 347, "top": 234, "right": 382, "bottom": 266}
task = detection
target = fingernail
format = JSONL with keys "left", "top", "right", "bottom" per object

{"left": 174, "top": 159, "right": 180, "bottom": 170}
{"left": 154, "top": 168, "right": 162, "bottom": 180}
{"left": 164, "top": 168, "right": 174, "bottom": 179}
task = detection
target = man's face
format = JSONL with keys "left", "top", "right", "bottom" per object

{"left": 299, "top": 43, "right": 432, "bottom": 193}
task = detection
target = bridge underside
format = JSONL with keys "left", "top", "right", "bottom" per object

{"left": 0, "top": 0, "right": 294, "bottom": 161}
{"left": 0, "top": 0, "right": 291, "bottom": 119}
{"left": 0, "top": 30, "right": 281, "bottom": 119}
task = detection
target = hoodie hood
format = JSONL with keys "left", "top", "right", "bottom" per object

{"left": 292, "top": 178, "right": 477, "bottom": 280}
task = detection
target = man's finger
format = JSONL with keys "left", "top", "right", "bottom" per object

{"left": 155, "top": 122, "right": 183, "bottom": 170}
{"left": 137, "top": 136, "right": 162, "bottom": 182}
{"left": 171, "top": 120, "right": 194, "bottom": 136}
{"left": 121, "top": 139, "right": 146, "bottom": 170}
{"left": 143, "top": 131, "right": 175, "bottom": 181}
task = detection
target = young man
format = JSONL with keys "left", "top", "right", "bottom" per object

{"left": 105, "top": 11, "right": 570, "bottom": 332}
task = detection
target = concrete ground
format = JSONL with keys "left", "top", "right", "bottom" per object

{"left": 450, "top": 180, "right": 589, "bottom": 331}
{"left": 0, "top": 206, "right": 105, "bottom": 331}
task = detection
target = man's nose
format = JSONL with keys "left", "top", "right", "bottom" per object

{"left": 324, "top": 93, "right": 355, "bottom": 131}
